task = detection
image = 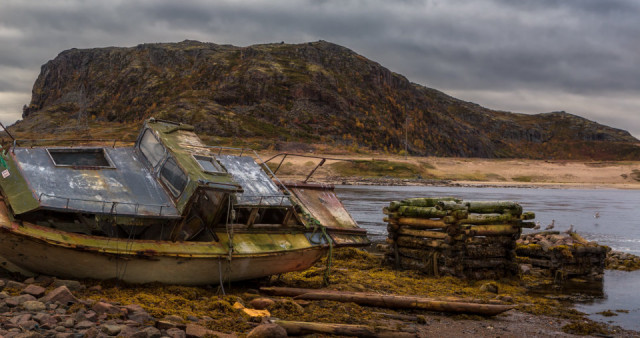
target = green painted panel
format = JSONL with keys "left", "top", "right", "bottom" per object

{"left": 146, "top": 120, "right": 241, "bottom": 213}
{"left": 0, "top": 152, "right": 39, "bottom": 214}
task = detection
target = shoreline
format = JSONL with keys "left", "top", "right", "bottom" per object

{"left": 266, "top": 153, "right": 640, "bottom": 190}
{"left": 292, "top": 176, "right": 640, "bottom": 190}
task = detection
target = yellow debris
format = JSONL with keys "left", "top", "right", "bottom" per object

{"left": 232, "top": 302, "right": 270, "bottom": 318}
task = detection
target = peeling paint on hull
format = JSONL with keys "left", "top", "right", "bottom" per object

{"left": 0, "top": 204, "right": 327, "bottom": 285}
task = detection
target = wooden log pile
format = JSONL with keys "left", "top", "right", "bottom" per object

{"left": 516, "top": 231, "right": 608, "bottom": 281}
{"left": 383, "top": 197, "right": 535, "bottom": 280}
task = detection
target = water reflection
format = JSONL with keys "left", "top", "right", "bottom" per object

{"left": 575, "top": 270, "right": 640, "bottom": 331}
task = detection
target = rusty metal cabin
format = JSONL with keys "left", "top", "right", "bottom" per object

{"left": 0, "top": 118, "right": 330, "bottom": 242}
{"left": 133, "top": 118, "right": 302, "bottom": 241}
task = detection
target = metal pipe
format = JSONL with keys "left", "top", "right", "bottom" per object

{"left": 263, "top": 152, "right": 355, "bottom": 163}
{"left": 0, "top": 121, "right": 15, "bottom": 141}
{"left": 304, "top": 158, "right": 326, "bottom": 183}
{"left": 273, "top": 153, "right": 288, "bottom": 174}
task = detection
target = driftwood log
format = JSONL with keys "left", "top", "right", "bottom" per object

{"left": 271, "top": 319, "right": 418, "bottom": 338}
{"left": 391, "top": 217, "right": 448, "bottom": 229}
{"left": 389, "top": 197, "right": 460, "bottom": 211}
{"left": 436, "top": 200, "right": 467, "bottom": 210}
{"left": 397, "top": 206, "right": 448, "bottom": 218}
{"left": 465, "top": 201, "right": 523, "bottom": 214}
{"left": 462, "top": 224, "right": 521, "bottom": 236}
{"left": 260, "top": 287, "right": 514, "bottom": 316}
{"left": 457, "top": 213, "right": 519, "bottom": 225}
{"left": 397, "top": 228, "right": 448, "bottom": 239}
{"left": 394, "top": 235, "right": 451, "bottom": 249}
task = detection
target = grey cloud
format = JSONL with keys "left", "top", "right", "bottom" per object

{"left": 0, "top": 68, "right": 36, "bottom": 92}
{"left": 0, "top": 0, "right": 638, "bottom": 137}
{"left": 490, "top": 0, "right": 640, "bottom": 15}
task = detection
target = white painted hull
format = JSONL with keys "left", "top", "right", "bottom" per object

{"left": 0, "top": 229, "right": 327, "bottom": 285}
{"left": 0, "top": 206, "right": 328, "bottom": 285}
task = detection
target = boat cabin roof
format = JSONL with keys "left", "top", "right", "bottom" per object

{"left": 0, "top": 118, "right": 291, "bottom": 218}
{"left": 7, "top": 146, "right": 180, "bottom": 218}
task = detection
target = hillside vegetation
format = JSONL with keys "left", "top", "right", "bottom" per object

{"left": 12, "top": 40, "right": 640, "bottom": 160}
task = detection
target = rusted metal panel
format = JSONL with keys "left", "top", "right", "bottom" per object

{"left": 285, "top": 182, "right": 359, "bottom": 230}
{"left": 0, "top": 149, "right": 40, "bottom": 215}
{"left": 329, "top": 233, "right": 371, "bottom": 247}
{"left": 217, "top": 155, "right": 291, "bottom": 207}
{"left": 11, "top": 147, "right": 179, "bottom": 218}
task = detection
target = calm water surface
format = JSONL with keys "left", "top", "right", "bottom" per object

{"left": 334, "top": 185, "right": 640, "bottom": 330}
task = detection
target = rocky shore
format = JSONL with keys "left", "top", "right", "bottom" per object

{"left": 0, "top": 276, "right": 252, "bottom": 338}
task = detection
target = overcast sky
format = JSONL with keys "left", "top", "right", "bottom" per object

{"left": 1, "top": 0, "right": 639, "bottom": 138}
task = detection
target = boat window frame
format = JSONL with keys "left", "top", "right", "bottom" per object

{"left": 160, "top": 155, "right": 189, "bottom": 198}
{"left": 138, "top": 128, "right": 166, "bottom": 169}
{"left": 46, "top": 147, "right": 116, "bottom": 169}
{"left": 192, "top": 154, "right": 226, "bottom": 175}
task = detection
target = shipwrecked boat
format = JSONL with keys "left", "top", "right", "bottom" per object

{"left": 0, "top": 118, "right": 368, "bottom": 285}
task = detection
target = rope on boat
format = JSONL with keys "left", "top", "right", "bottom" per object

{"left": 109, "top": 202, "right": 133, "bottom": 282}
{"left": 219, "top": 196, "right": 234, "bottom": 294}
{"left": 320, "top": 224, "right": 333, "bottom": 286}
{"left": 117, "top": 215, "right": 137, "bottom": 282}
{"left": 218, "top": 260, "right": 226, "bottom": 295}
{"left": 225, "top": 197, "right": 235, "bottom": 263}
{"left": 298, "top": 204, "right": 334, "bottom": 286}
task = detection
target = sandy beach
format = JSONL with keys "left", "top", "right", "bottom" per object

{"left": 264, "top": 153, "right": 640, "bottom": 189}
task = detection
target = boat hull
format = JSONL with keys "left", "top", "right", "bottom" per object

{"left": 0, "top": 206, "right": 327, "bottom": 285}
{"left": 0, "top": 232, "right": 325, "bottom": 285}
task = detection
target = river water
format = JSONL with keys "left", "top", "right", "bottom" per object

{"left": 334, "top": 185, "right": 640, "bottom": 330}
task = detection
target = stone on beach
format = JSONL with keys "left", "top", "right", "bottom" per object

{"left": 6, "top": 294, "right": 36, "bottom": 307}
{"left": 75, "top": 320, "right": 95, "bottom": 330}
{"left": 22, "top": 300, "right": 46, "bottom": 312}
{"left": 39, "top": 286, "right": 79, "bottom": 305}
{"left": 156, "top": 320, "right": 179, "bottom": 330}
{"left": 5, "top": 280, "right": 26, "bottom": 290}
{"left": 185, "top": 323, "right": 216, "bottom": 338}
{"left": 22, "top": 284, "right": 46, "bottom": 298}
{"left": 133, "top": 326, "right": 162, "bottom": 338}
{"left": 52, "top": 279, "right": 84, "bottom": 292}
{"left": 247, "top": 323, "right": 288, "bottom": 338}
{"left": 92, "top": 301, "right": 121, "bottom": 315}
{"left": 249, "top": 298, "right": 276, "bottom": 310}
{"left": 166, "top": 327, "right": 187, "bottom": 338}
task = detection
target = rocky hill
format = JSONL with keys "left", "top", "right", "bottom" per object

{"left": 14, "top": 40, "right": 640, "bottom": 160}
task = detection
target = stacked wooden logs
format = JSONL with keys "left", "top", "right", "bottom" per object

{"left": 383, "top": 197, "right": 535, "bottom": 280}
{"left": 516, "top": 232, "right": 608, "bottom": 281}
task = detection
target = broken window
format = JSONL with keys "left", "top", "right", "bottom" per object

{"left": 47, "top": 148, "right": 115, "bottom": 168}
{"left": 161, "top": 156, "right": 188, "bottom": 197}
{"left": 193, "top": 155, "right": 225, "bottom": 174}
{"left": 139, "top": 129, "right": 165, "bottom": 167}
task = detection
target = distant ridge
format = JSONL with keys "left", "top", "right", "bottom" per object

{"left": 14, "top": 40, "right": 640, "bottom": 160}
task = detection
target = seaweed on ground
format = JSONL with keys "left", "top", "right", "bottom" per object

{"left": 73, "top": 247, "right": 591, "bottom": 333}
